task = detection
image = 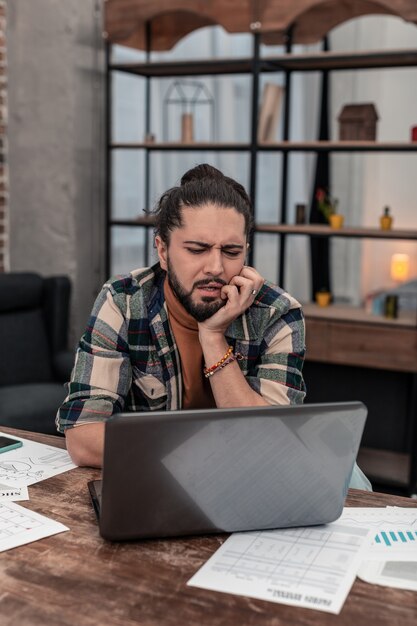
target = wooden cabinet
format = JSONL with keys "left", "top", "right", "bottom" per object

{"left": 304, "top": 304, "right": 417, "bottom": 373}
{"left": 304, "top": 304, "right": 417, "bottom": 494}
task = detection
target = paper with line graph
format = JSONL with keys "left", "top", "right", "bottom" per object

{"left": 0, "top": 482, "right": 29, "bottom": 501}
{"left": 338, "top": 507, "right": 417, "bottom": 560}
{"left": 0, "top": 432, "right": 76, "bottom": 488}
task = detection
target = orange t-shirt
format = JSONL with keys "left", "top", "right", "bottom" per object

{"left": 164, "top": 278, "right": 216, "bottom": 410}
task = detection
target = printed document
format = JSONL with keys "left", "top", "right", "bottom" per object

{"left": 339, "top": 507, "right": 417, "bottom": 560}
{"left": 0, "top": 501, "right": 68, "bottom": 552}
{"left": 0, "top": 432, "right": 76, "bottom": 488}
{"left": 0, "top": 482, "right": 29, "bottom": 501}
{"left": 188, "top": 520, "right": 371, "bottom": 614}
{"left": 358, "top": 560, "right": 417, "bottom": 592}
{"left": 340, "top": 507, "right": 417, "bottom": 591}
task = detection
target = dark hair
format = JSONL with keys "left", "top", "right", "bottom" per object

{"left": 151, "top": 163, "right": 253, "bottom": 243}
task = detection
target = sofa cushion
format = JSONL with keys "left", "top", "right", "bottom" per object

{"left": 0, "top": 273, "right": 44, "bottom": 312}
{"left": 0, "top": 383, "right": 67, "bottom": 435}
{"left": 0, "top": 309, "right": 53, "bottom": 385}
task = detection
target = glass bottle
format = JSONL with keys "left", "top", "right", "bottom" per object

{"left": 380, "top": 206, "right": 393, "bottom": 230}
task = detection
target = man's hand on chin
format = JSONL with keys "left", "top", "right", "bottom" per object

{"left": 198, "top": 266, "right": 264, "bottom": 337}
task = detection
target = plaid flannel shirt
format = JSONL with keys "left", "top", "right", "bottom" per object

{"left": 56, "top": 264, "right": 306, "bottom": 432}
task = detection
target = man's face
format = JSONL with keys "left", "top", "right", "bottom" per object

{"left": 155, "top": 204, "right": 247, "bottom": 322}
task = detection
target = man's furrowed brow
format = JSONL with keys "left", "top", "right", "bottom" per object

{"left": 183, "top": 240, "right": 211, "bottom": 248}
{"left": 221, "top": 243, "right": 245, "bottom": 251}
{"left": 183, "top": 240, "right": 244, "bottom": 250}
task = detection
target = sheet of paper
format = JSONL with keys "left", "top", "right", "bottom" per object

{"left": 0, "top": 482, "right": 29, "bottom": 501}
{"left": 337, "top": 507, "right": 417, "bottom": 591}
{"left": 188, "top": 520, "right": 371, "bottom": 614}
{"left": 0, "top": 431, "right": 76, "bottom": 488}
{"left": 358, "top": 560, "right": 417, "bottom": 591}
{"left": 0, "top": 501, "right": 69, "bottom": 552}
{"left": 339, "top": 507, "right": 417, "bottom": 560}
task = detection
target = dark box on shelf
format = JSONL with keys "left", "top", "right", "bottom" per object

{"left": 338, "top": 103, "right": 379, "bottom": 140}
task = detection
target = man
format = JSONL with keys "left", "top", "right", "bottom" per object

{"left": 57, "top": 163, "right": 305, "bottom": 465}
{"left": 57, "top": 163, "right": 369, "bottom": 489}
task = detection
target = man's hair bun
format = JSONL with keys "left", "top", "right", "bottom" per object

{"left": 180, "top": 163, "right": 223, "bottom": 186}
{"left": 152, "top": 162, "right": 253, "bottom": 243}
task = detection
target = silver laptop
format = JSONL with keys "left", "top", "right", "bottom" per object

{"left": 88, "top": 402, "right": 367, "bottom": 541}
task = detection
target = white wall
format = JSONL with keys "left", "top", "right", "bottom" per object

{"left": 7, "top": 0, "right": 106, "bottom": 344}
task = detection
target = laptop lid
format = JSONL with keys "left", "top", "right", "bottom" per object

{"left": 94, "top": 402, "right": 367, "bottom": 541}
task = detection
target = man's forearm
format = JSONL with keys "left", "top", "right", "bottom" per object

{"left": 199, "top": 331, "right": 269, "bottom": 408}
{"left": 65, "top": 422, "right": 105, "bottom": 468}
{"left": 209, "top": 358, "right": 270, "bottom": 407}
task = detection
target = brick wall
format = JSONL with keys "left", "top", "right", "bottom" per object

{"left": 0, "top": 0, "right": 7, "bottom": 272}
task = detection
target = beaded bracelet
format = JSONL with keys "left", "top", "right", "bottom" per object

{"left": 203, "top": 346, "right": 233, "bottom": 377}
{"left": 203, "top": 348, "right": 243, "bottom": 378}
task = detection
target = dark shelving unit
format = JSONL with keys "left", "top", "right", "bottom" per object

{"left": 106, "top": 38, "right": 417, "bottom": 494}
{"left": 106, "top": 44, "right": 417, "bottom": 278}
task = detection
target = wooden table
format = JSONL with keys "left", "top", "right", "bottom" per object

{"left": 1, "top": 428, "right": 417, "bottom": 626}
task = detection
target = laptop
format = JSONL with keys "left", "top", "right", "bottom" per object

{"left": 88, "top": 401, "right": 367, "bottom": 541}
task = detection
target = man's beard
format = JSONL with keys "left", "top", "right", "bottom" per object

{"left": 167, "top": 259, "right": 227, "bottom": 322}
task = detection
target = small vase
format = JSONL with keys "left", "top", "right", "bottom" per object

{"left": 181, "top": 113, "right": 194, "bottom": 143}
{"left": 329, "top": 214, "right": 344, "bottom": 229}
{"left": 380, "top": 207, "right": 393, "bottom": 231}
{"left": 315, "top": 291, "right": 331, "bottom": 307}
{"left": 380, "top": 215, "right": 393, "bottom": 230}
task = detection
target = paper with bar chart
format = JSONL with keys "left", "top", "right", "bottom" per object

{"left": 340, "top": 507, "right": 417, "bottom": 592}
{"left": 374, "top": 528, "right": 417, "bottom": 548}
{"left": 339, "top": 507, "right": 417, "bottom": 560}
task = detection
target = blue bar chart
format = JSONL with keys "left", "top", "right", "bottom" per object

{"left": 375, "top": 530, "right": 417, "bottom": 546}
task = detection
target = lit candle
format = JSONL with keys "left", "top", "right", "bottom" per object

{"left": 390, "top": 253, "right": 410, "bottom": 283}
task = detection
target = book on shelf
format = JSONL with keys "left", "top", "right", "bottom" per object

{"left": 257, "top": 83, "right": 284, "bottom": 143}
{"left": 364, "top": 280, "right": 417, "bottom": 317}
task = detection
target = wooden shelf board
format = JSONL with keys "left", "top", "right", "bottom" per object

{"left": 111, "top": 142, "right": 251, "bottom": 151}
{"left": 254, "top": 223, "right": 417, "bottom": 240}
{"left": 258, "top": 141, "right": 417, "bottom": 152}
{"left": 264, "top": 49, "right": 417, "bottom": 72}
{"left": 111, "top": 220, "right": 417, "bottom": 247}
{"left": 110, "top": 49, "right": 417, "bottom": 77}
{"left": 358, "top": 447, "right": 410, "bottom": 488}
{"left": 111, "top": 220, "right": 417, "bottom": 244}
{"left": 111, "top": 58, "right": 254, "bottom": 77}
{"left": 111, "top": 218, "right": 155, "bottom": 227}
{"left": 111, "top": 141, "right": 417, "bottom": 153}
{"left": 303, "top": 303, "right": 417, "bottom": 328}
